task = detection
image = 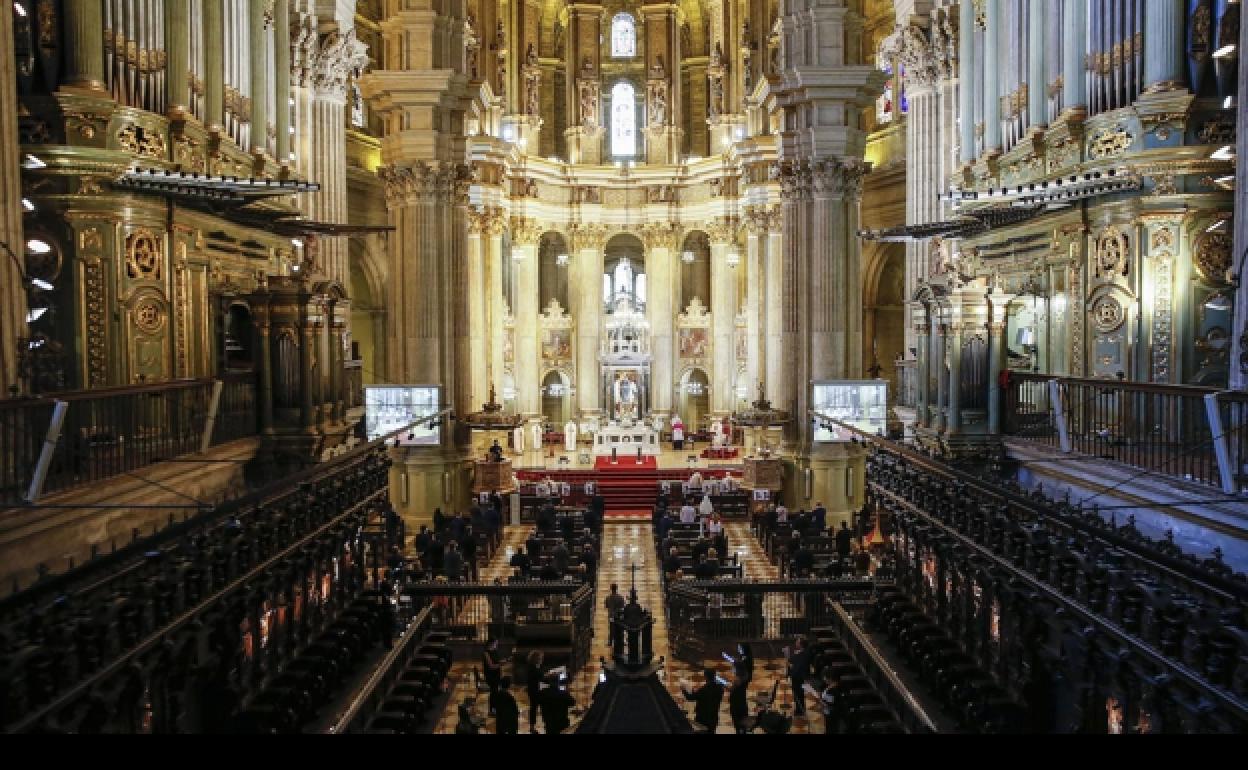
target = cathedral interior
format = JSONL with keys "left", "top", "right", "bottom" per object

{"left": 0, "top": 0, "right": 1247, "bottom": 735}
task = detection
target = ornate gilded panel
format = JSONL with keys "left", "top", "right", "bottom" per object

{"left": 1193, "top": 231, "right": 1231, "bottom": 283}
{"left": 125, "top": 228, "right": 163, "bottom": 281}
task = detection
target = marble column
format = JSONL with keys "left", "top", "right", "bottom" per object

{"left": 1144, "top": 0, "right": 1187, "bottom": 90}
{"left": 709, "top": 221, "right": 739, "bottom": 414}
{"left": 744, "top": 215, "right": 765, "bottom": 400}
{"left": 204, "top": 0, "right": 225, "bottom": 131}
{"left": 1062, "top": 0, "right": 1087, "bottom": 108}
{"left": 0, "top": 5, "right": 26, "bottom": 393}
{"left": 764, "top": 226, "right": 785, "bottom": 402}
{"left": 63, "top": 0, "right": 106, "bottom": 92}
{"left": 466, "top": 210, "right": 495, "bottom": 410}
{"left": 958, "top": 0, "right": 976, "bottom": 164}
{"left": 512, "top": 223, "right": 541, "bottom": 418}
{"left": 643, "top": 225, "right": 679, "bottom": 417}
{"left": 486, "top": 228, "right": 506, "bottom": 400}
{"left": 982, "top": 0, "right": 1002, "bottom": 151}
{"left": 573, "top": 226, "right": 607, "bottom": 416}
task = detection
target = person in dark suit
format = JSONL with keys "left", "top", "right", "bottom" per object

{"left": 541, "top": 679, "right": 576, "bottom": 734}
{"left": 494, "top": 676, "right": 520, "bottom": 735}
{"left": 579, "top": 544, "right": 597, "bottom": 583}
{"left": 510, "top": 546, "right": 531, "bottom": 577}
{"left": 812, "top": 503, "right": 827, "bottom": 533}
{"left": 729, "top": 664, "right": 752, "bottom": 734}
{"left": 482, "top": 639, "right": 503, "bottom": 699}
{"left": 694, "top": 555, "right": 717, "bottom": 580}
{"left": 682, "top": 668, "right": 725, "bottom": 733}
{"left": 524, "top": 651, "right": 545, "bottom": 733}
{"left": 736, "top": 643, "right": 755, "bottom": 681}
{"left": 835, "top": 521, "right": 853, "bottom": 560}
{"left": 786, "top": 637, "right": 813, "bottom": 717}
{"left": 433, "top": 508, "right": 446, "bottom": 534}
{"left": 551, "top": 542, "right": 571, "bottom": 575}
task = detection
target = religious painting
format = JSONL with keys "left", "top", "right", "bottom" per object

{"left": 542, "top": 329, "right": 572, "bottom": 361}
{"left": 679, "top": 327, "right": 709, "bottom": 359}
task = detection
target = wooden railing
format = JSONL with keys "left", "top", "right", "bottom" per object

{"left": 1003, "top": 372, "right": 1245, "bottom": 490}
{"left": 0, "top": 374, "right": 259, "bottom": 506}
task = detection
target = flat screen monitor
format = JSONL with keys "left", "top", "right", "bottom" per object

{"left": 365, "top": 385, "right": 441, "bottom": 443}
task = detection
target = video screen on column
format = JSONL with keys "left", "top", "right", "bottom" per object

{"left": 365, "top": 385, "right": 441, "bottom": 444}
{"left": 812, "top": 380, "right": 889, "bottom": 442}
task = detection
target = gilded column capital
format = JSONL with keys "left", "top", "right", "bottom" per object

{"left": 744, "top": 205, "right": 781, "bottom": 236}
{"left": 468, "top": 205, "right": 506, "bottom": 236}
{"left": 640, "top": 222, "right": 681, "bottom": 252}
{"left": 510, "top": 216, "right": 543, "bottom": 246}
{"left": 569, "top": 223, "right": 611, "bottom": 251}
{"left": 706, "top": 216, "right": 740, "bottom": 246}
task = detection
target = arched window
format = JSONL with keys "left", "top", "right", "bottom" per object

{"left": 611, "top": 14, "right": 636, "bottom": 58}
{"left": 611, "top": 82, "right": 636, "bottom": 157}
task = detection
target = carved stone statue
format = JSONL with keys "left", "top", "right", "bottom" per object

{"left": 580, "top": 82, "right": 599, "bottom": 129}
{"left": 525, "top": 42, "right": 538, "bottom": 68}
{"left": 708, "top": 73, "right": 724, "bottom": 119}
{"left": 650, "top": 55, "right": 666, "bottom": 78}
{"left": 649, "top": 83, "right": 667, "bottom": 127}
{"left": 711, "top": 41, "right": 725, "bottom": 69}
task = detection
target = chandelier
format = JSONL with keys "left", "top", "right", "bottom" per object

{"left": 556, "top": 252, "right": 570, "bottom": 268}
{"left": 681, "top": 250, "right": 695, "bottom": 264}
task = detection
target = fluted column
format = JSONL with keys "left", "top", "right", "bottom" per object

{"left": 1144, "top": 0, "right": 1186, "bottom": 90}
{"left": 63, "top": 0, "right": 106, "bottom": 92}
{"left": 1062, "top": 0, "right": 1087, "bottom": 108}
{"left": 744, "top": 216, "right": 765, "bottom": 401}
{"left": 513, "top": 223, "right": 541, "bottom": 418}
{"left": 959, "top": 0, "right": 976, "bottom": 163}
{"left": 709, "top": 221, "right": 739, "bottom": 414}
{"left": 1027, "top": 0, "right": 1046, "bottom": 128}
{"left": 0, "top": 5, "right": 26, "bottom": 393}
{"left": 573, "top": 226, "right": 607, "bottom": 416}
{"left": 643, "top": 225, "right": 679, "bottom": 417}
{"left": 466, "top": 210, "right": 497, "bottom": 410}
{"left": 982, "top": 0, "right": 1001, "bottom": 151}
{"left": 486, "top": 229, "right": 506, "bottom": 399}
{"left": 765, "top": 226, "right": 785, "bottom": 402}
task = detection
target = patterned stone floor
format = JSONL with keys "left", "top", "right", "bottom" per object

{"left": 432, "top": 521, "right": 826, "bottom": 734}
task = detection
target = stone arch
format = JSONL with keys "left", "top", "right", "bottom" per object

{"left": 675, "top": 365, "right": 711, "bottom": 433}
{"left": 863, "top": 240, "right": 906, "bottom": 385}
{"left": 539, "top": 231, "right": 572, "bottom": 311}
{"left": 350, "top": 237, "right": 388, "bottom": 384}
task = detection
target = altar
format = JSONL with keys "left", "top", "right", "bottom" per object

{"left": 592, "top": 420, "right": 662, "bottom": 457}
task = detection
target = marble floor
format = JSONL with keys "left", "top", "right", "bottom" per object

{"left": 432, "top": 520, "right": 826, "bottom": 734}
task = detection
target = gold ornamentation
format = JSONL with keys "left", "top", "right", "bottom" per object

{"left": 1095, "top": 226, "right": 1129, "bottom": 279}
{"left": 133, "top": 298, "right": 167, "bottom": 334}
{"left": 126, "top": 229, "right": 163, "bottom": 281}
{"left": 1191, "top": 6, "right": 1212, "bottom": 62}
{"left": 83, "top": 258, "right": 107, "bottom": 387}
{"left": 1198, "top": 115, "right": 1235, "bottom": 144}
{"left": 1152, "top": 252, "right": 1173, "bottom": 382}
{"left": 1152, "top": 227, "right": 1175, "bottom": 250}
{"left": 1092, "top": 296, "right": 1125, "bottom": 333}
{"left": 117, "top": 123, "right": 167, "bottom": 159}
{"left": 1088, "top": 126, "right": 1133, "bottom": 159}
{"left": 1193, "top": 232, "right": 1232, "bottom": 282}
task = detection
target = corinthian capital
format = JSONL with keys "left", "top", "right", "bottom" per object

{"left": 706, "top": 216, "right": 740, "bottom": 245}
{"left": 468, "top": 206, "right": 506, "bottom": 236}
{"left": 569, "top": 223, "right": 611, "bottom": 251}
{"left": 378, "top": 162, "right": 468, "bottom": 207}
{"left": 510, "top": 217, "right": 543, "bottom": 246}
{"left": 309, "top": 28, "right": 370, "bottom": 99}
{"left": 640, "top": 222, "right": 681, "bottom": 252}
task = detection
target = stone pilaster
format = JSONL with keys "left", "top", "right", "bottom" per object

{"left": 512, "top": 217, "right": 541, "bottom": 418}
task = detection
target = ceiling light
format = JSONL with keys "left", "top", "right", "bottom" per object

{"left": 30, "top": 278, "right": 54, "bottom": 291}
{"left": 26, "top": 239, "right": 51, "bottom": 254}
{"left": 1207, "top": 219, "right": 1229, "bottom": 234}
{"left": 21, "top": 198, "right": 34, "bottom": 212}
{"left": 1211, "top": 145, "right": 1235, "bottom": 161}
{"left": 22, "top": 154, "right": 45, "bottom": 169}
{"left": 1213, "top": 44, "right": 1237, "bottom": 59}
{"left": 1224, "top": 95, "right": 1235, "bottom": 109}
{"left": 14, "top": 3, "right": 27, "bottom": 18}
{"left": 26, "top": 308, "right": 47, "bottom": 323}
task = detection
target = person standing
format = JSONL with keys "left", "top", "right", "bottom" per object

{"left": 482, "top": 638, "right": 503, "bottom": 701}
{"left": 494, "top": 676, "right": 520, "bottom": 735}
{"left": 812, "top": 502, "right": 827, "bottom": 533}
{"left": 443, "top": 541, "right": 464, "bottom": 581}
{"left": 729, "top": 664, "right": 752, "bottom": 734}
{"left": 541, "top": 679, "right": 576, "bottom": 734}
{"left": 682, "top": 668, "right": 725, "bottom": 733}
{"left": 604, "top": 583, "right": 626, "bottom": 647}
{"left": 524, "top": 651, "right": 545, "bottom": 733}
{"left": 786, "top": 637, "right": 812, "bottom": 718}
{"left": 836, "top": 521, "right": 853, "bottom": 560}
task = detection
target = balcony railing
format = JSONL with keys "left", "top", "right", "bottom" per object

{"left": 1004, "top": 372, "right": 1247, "bottom": 492}
{"left": 0, "top": 373, "right": 259, "bottom": 507}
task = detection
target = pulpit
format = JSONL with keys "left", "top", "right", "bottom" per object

{"left": 610, "top": 588, "right": 655, "bottom": 670}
